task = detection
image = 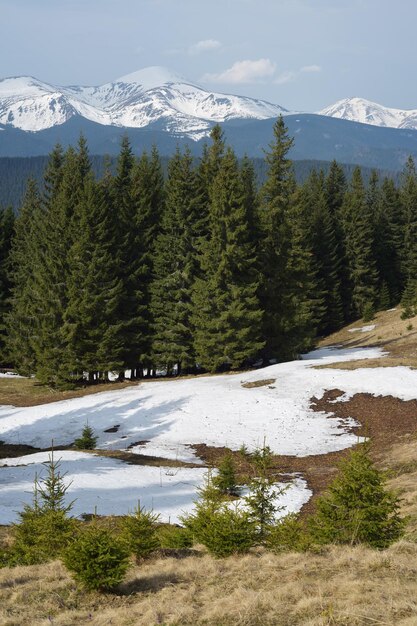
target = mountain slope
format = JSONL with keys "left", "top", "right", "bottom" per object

{"left": 0, "top": 67, "right": 288, "bottom": 137}
{"left": 320, "top": 97, "right": 417, "bottom": 130}
{"left": 1, "top": 114, "right": 417, "bottom": 172}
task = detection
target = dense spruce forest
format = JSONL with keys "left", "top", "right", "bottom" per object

{"left": 0, "top": 117, "right": 416, "bottom": 387}
{"left": 0, "top": 154, "right": 400, "bottom": 211}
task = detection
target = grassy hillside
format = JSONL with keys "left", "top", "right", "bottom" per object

{"left": 1, "top": 433, "right": 417, "bottom": 625}
{"left": 1, "top": 308, "right": 417, "bottom": 625}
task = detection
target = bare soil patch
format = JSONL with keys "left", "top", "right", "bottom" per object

{"left": 242, "top": 378, "right": 276, "bottom": 389}
{"left": 195, "top": 390, "right": 417, "bottom": 517}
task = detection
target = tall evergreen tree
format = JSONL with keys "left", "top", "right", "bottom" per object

{"left": 61, "top": 176, "right": 125, "bottom": 381}
{"left": 325, "top": 161, "right": 351, "bottom": 322}
{"left": 151, "top": 148, "right": 199, "bottom": 374}
{"left": 399, "top": 157, "right": 417, "bottom": 307}
{"left": 259, "top": 116, "right": 317, "bottom": 359}
{"left": 0, "top": 206, "right": 15, "bottom": 361}
{"left": 6, "top": 179, "right": 43, "bottom": 374}
{"left": 129, "top": 146, "right": 165, "bottom": 374}
{"left": 111, "top": 137, "right": 145, "bottom": 377}
{"left": 30, "top": 142, "right": 91, "bottom": 384}
{"left": 300, "top": 170, "right": 344, "bottom": 334}
{"left": 340, "top": 167, "right": 378, "bottom": 317}
{"left": 193, "top": 147, "right": 264, "bottom": 371}
{"left": 368, "top": 171, "right": 400, "bottom": 308}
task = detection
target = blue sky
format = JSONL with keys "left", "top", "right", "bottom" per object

{"left": 1, "top": 0, "right": 416, "bottom": 110}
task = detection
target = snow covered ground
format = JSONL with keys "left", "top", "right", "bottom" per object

{"left": 2, "top": 344, "right": 416, "bottom": 524}
{"left": 0, "top": 450, "right": 311, "bottom": 524}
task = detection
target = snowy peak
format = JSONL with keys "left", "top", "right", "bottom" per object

{"left": 0, "top": 66, "right": 288, "bottom": 137}
{"left": 115, "top": 66, "right": 193, "bottom": 90}
{"left": 319, "top": 97, "right": 417, "bottom": 130}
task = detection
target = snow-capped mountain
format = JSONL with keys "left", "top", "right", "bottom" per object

{"left": 0, "top": 67, "right": 288, "bottom": 138}
{"left": 319, "top": 97, "right": 417, "bottom": 131}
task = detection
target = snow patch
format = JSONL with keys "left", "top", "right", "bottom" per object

{"left": 347, "top": 325, "right": 376, "bottom": 333}
{"left": 0, "top": 451, "right": 311, "bottom": 525}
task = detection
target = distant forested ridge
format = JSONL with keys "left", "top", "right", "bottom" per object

{"left": 1, "top": 119, "right": 416, "bottom": 387}
{"left": 0, "top": 155, "right": 400, "bottom": 210}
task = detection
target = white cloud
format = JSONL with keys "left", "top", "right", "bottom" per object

{"left": 189, "top": 39, "right": 222, "bottom": 55}
{"left": 274, "top": 70, "right": 297, "bottom": 85}
{"left": 301, "top": 64, "right": 322, "bottom": 73}
{"left": 202, "top": 58, "right": 276, "bottom": 84}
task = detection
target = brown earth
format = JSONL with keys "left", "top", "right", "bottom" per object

{"left": 194, "top": 389, "right": 417, "bottom": 516}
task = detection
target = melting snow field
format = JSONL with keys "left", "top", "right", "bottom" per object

{"left": 0, "top": 451, "right": 311, "bottom": 525}
{"left": 2, "top": 345, "right": 416, "bottom": 524}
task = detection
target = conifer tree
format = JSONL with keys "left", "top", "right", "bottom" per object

{"left": 130, "top": 146, "right": 165, "bottom": 374}
{"left": 31, "top": 143, "right": 91, "bottom": 385}
{"left": 6, "top": 179, "right": 43, "bottom": 374}
{"left": 193, "top": 147, "right": 264, "bottom": 371}
{"left": 151, "top": 148, "right": 199, "bottom": 374}
{"left": 258, "top": 116, "right": 294, "bottom": 360}
{"left": 399, "top": 157, "right": 417, "bottom": 304}
{"left": 325, "top": 161, "right": 352, "bottom": 321}
{"left": 372, "top": 176, "right": 402, "bottom": 306}
{"left": 0, "top": 206, "right": 15, "bottom": 361}
{"left": 310, "top": 443, "right": 405, "bottom": 548}
{"left": 340, "top": 167, "right": 378, "bottom": 317}
{"left": 61, "top": 176, "right": 125, "bottom": 382}
{"left": 299, "top": 170, "right": 344, "bottom": 334}
{"left": 259, "top": 116, "right": 317, "bottom": 359}
{"left": 111, "top": 137, "right": 144, "bottom": 377}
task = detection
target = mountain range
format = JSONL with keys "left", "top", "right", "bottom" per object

{"left": 0, "top": 67, "right": 287, "bottom": 137}
{"left": 1, "top": 66, "right": 417, "bottom": 171}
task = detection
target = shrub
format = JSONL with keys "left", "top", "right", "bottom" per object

{"left": 63, "top": 525, "right": 130, "bottom": 591}
{"left": 157, "top": 525, "right": 193, "bottom": 549}
{"left": 213, "top": 453, "right": 240, "bottom": 497}
{"left": 10, "top": 452, "right": 77, "bottom": 565}
{"left": 244, "top": 444, "right": 285, "bottom": 541}
{"left": 11, "top": 508, "right": 77, "bottom": 565}
{"left": 182, "top": 473, "right": 256, "bottom": 557}
{"left": 74, "top": 424, "right": 98, "bottom": 450}
{"left": 266, "top": 514, "right": 311, "bottom": 553}
{"left": 184, "top": 502, "right": 256, "bottom": 558}
{"left": 309, "top": 443, "right": 405, "bottom": 549}
{"left": 120, "top": 502, "right": 160, "bottom": 561}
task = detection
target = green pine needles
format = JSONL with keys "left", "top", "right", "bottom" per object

{"left": 310, "top": 443, "right": 405, "bottom": 549}
{"left": 74, "top": 423, "right": 98, "bottom": 450}
{"left": 63, "top": 524, "right": 130, "bottom": 591}
{"left": 10, "top": 451, "right": 77, "bottom": 565}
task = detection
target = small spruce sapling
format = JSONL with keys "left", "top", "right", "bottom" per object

{"left": 244, "top": 443, "right": 286, "bottom": 542}
{"left": 74, "top": 423, "right": 98, "bottom": 450}
{"left": 181, "top": 472, "right": 256, "bottom": 557}
{"left": 64, "top": 522, "right": 130, "bottom": 591}
{"left": 213, "top": 453, "right": 240, "bottom": 497}
{"left": 266, "top": 513, "right": 311, "bottom": 553}
{"left": 309, "top": 442, "right": 405, "bottom": 549}
{"left": 11, "top": 451, "right": 77, "bottom": 564}
{"left": 121, "top": 502, "right": 160, "bottom": 561}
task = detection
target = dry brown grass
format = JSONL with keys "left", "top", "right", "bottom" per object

{"left": 317, "top": 308, "right": 417, "bottom": 370}
{"left": 0, "top": 376, "right": 142, "bottom": 408}
{"left": 1, "top": 542, "right": 417, "bottom": 626}
{"left": 2, "top": 435, "right": 417, "bottom": 626}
